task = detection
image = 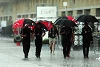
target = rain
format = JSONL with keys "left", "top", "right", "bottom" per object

{"left": 0, "top": 0, "right": 100, "bottom": 67}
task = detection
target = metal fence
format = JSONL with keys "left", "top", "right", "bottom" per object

{"left": 73, "top": 21, "right": 100, "bottom": 51}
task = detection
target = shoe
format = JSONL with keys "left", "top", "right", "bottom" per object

{"left": 64, "top": 55, "right": 66, "bottom": 59}
{"left": 50, "top": 51, "right": 52, "bottom": 54}
{"left": 84, "top": 57, "right": 86, "bottom": 59}
{"left": 64, "top": 56, "right": 66, "bottom": 59}
{"left": 36, "top": 55, "right": 40, "bottom": 58}
{"left": 25, "top": 54, "right": 28, "bottom": 58}
{"left": 25, "top": 56, "right": 28, "bottom": 58}
{"left": 50, "top": 50, "right": 52, "bottom": 54}
{"left": 84, "top": 56, "right": 89, "bottom": 59}
{"left": 23, "top": 58, "right": 28, "bottom": 60}
{"left": 67, "top": 54, "right": 70, "bottom": 58}
{"left": 35, "top": 54, "right": 38, "bottom": 57}
{"left": 86, "top": 57, "right": 89, "bottom": 59}
{"left": 84, "top": 57, "right": 89, "bottom": 59}
{"left": 53, "top": 53, "right": 55, "bottom": 55}
{"left": 38, "top": 56, "right": 40, "bottom": 58}
{"left": 36, "top": 55, "right": 38, "bottom": 58}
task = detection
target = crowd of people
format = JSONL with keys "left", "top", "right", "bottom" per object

{"left": 20, "top": 22, "right": 93, "bottom": 60}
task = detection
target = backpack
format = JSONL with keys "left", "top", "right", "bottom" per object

{"left": 48, "top": 26, "right": 58, "bottom": 38}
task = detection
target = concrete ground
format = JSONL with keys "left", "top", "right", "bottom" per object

{"left": 0, "top": 37, "right": 100, "bottom": 67}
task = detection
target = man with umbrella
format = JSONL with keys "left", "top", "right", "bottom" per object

{"left": 48, "top": 22, "right": 58, "bottom": 55}
{"left": 54, "top": 16, "right": 76, "bottom": 58}
{"left": 60, "top": 25, "right": 74, "bottom": 59}
{"left": 81, "top": 22, "right": 93, "bottom": 59}
{"left": 20, "top": 24, "right": 33, "bottom": 59}
{"left": 34, "top": 22, "right": 46, "bottom": 58}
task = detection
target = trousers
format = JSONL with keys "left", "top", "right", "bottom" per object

{"left": 22, "top": 40, "right": 30, "bottom": 58}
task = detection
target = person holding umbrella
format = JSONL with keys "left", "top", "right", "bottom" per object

{"left": 34, "top": 23, "right": 46, "bottom": 58}
{"left": 81, "top": 22, "right": 93, "bottom": 59}
{"left": 20, "top": 24, "right": 33, "bottom": 60}
{"left": 60, "top": 25, "right": 74, "bottom": 59}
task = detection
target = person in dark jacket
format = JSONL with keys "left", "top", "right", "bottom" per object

{"left": 48, "top": 24, "right": 58, "bottom": 55}
{"left": 20, "top": 24, "right": 33, "bottom": 59}
{"left": 81, "top": 22, "right": 93, "bottom": 59}
{"left": 34, "top": 23, "right": 46, "bottom": 58}
{"left": 60, "top": 26, "right": 73, "bottom": 59}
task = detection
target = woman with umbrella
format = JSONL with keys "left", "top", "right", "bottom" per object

{"left": 81, "top": 22, "right": 93, "bottom": 59}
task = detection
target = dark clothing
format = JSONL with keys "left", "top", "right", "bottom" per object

{"left": 21, "top": 27, "right": 32, "bottom": 41}
{"left": 81, "top": 26, "right": 93, "bottom": 47}
{"left": 22, "top": 41, "right": 30, "bottom": 58}
{"left": 48, "top": 25, "right": 58, "bottom": 38}
{"left": 60, "top": 26, "right": 72, "bottom": 43}
{"left": 81, "top": 25, "right": 93, "bottom": 58}
{"left": 60, "top": 26, "right": 73, "bottom": 45}
{"left": 63, "top": 42, "right": 71, "bottom": 58}
{"left": 83, "top": 46, "right": 89, "bottom": 58}
{"left": 34, "top": 27, "right": 45, "bottom": 58}
{"left": 35, "top": 38, "right": 42, "bottom": 57}
{"left": 60, "top": 26, "right": 73, "bottom": 58}
{"left": 20, "top": 27, "right": 32, "bottom": 58}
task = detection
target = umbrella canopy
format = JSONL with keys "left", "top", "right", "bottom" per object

{"left": 13, "top": 18, "right": 24, "bottom": 29}
{"left": 36, "top": 20, "right": 53, "bottom": 31}
{"left": 54, "top": 16, "right": 77, "bottom": 27}
{"left": 13, "top": 18, "right": 36, "bottom": 29}
{"left": 67, "top": 16, "right": 77, "bottom": 23}
{"left": 12, "top": 18, "right": 36, "bottom": 34}
{"left": 76, "top": 15, "right": 99, "bottom": 23}
{"left": 23, "top": 19, "right": 36, "bottom": 26}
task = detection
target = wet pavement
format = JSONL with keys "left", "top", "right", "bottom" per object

{"left": 0, "top": 37, "right": 100, "bottom": 67}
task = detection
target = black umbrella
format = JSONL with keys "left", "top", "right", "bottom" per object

{"left": 54, "top": 16, "right": 77, "bottom": 27}
{"left": 35, "top": 21, "right": 48, "bottom": 31}
{"left": 23, "top": 19, "right": 36, "bottom": 26}
{"left": 76, "top": 15, "right": 99, "bottom": 23}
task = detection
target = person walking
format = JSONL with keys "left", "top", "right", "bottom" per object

{"left": 48, "top": 23, "right": 58, "bottom": 55}
{"left": 81, "top": 22, "right": 93, "bottom": 59}
{"left": 60, "top": 26, "right": 73, "bottom": 59}
{"left": 34, "top": 23, "right": 46, "bottom": 58}
{"left": 20, "top": 24, "right": 33, "bottom": 59}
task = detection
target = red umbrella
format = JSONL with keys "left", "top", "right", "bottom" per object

{"left": 36, "top": 20, "right": 53, "bottom": 31}
{"left": 67, "top": 16, "right": 77, "bottom": 23}
{"left": 12, "top": 18, "right": 36, "bottom": 34}
{"left": 41, "top": 21, "right": 53, "bottom": 31}
{"left": 13, "top": 18, "right": 24, "bottom": 29}
{"left": 12, "top": 19, "right": 24, "bottom": 35}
